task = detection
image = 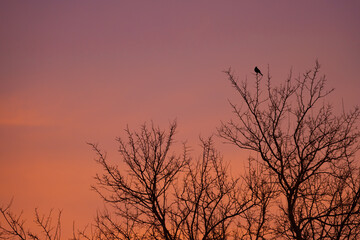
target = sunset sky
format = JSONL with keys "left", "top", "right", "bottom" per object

{"left": 1, "top": 1, "right": 360, "bottom": 237}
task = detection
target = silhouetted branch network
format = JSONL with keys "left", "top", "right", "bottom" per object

{"left": 0, "top": 200, "right": 62, "bottom": 240}
{"left": 1, "top": 61, "right": 359, "bottom": 240}
{"left": 219, "top": 61, "right": 360, "bottom": 240}
{"left": 87, "top": 122, "right": 255, "bottom": 240}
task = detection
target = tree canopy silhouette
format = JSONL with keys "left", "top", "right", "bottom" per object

{"left": 220, "top": 61, "right": 360, "bottom": 239}
{"left": 87, "top": 122, "right": 254, "bottom": 240}
{"left": 1, "top": 62, "right": 359, "bottom": 240}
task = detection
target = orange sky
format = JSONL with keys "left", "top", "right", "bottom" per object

{"left": 1, "top": 1, "right": 360, "bottom": 238}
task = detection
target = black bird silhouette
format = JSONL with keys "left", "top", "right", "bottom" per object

{"left": 254, "top": 66, "right": 263, "bottom": 76}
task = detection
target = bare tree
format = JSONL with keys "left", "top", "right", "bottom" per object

{"left": 4, "top": 61, "right": 357, "bottom": 240}
{"left": 0, "top": 122, "right": 254, "bottom": 240}
{"left": 89, "top": 121, "right": 254, "bottom": 240}
{"left": 219, "top": 61, "right": 360, "bottom": 240}
{"left": 0, "top": 200, "right": 62, "bottom": 240}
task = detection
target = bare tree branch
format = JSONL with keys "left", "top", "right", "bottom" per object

{"left": 219, "top": 62, "right": 360, "bottom": 240}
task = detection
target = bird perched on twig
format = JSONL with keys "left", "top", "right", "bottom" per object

{"left": 254, "top": 66, "right": 263, "bottom": 76}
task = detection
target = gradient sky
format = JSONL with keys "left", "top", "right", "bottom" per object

{"left": 1, "top": 1, "right": 360, "bottom": 237}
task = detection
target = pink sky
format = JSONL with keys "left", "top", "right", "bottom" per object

{"left": 1, "top": 1, "right": 359, "bottom": 237}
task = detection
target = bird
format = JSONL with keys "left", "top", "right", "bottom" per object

{"left": 254, "top": 66, "right": 263, "bottom": 76}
